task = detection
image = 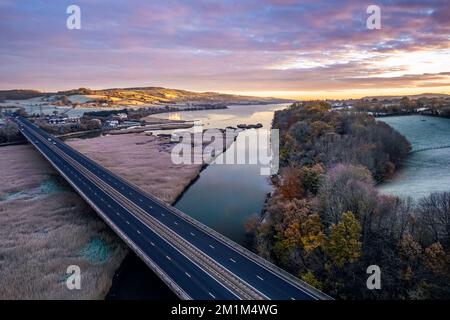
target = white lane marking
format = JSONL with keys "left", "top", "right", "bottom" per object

{"left": 161, "top": 213, "right": 165, "bottom": 217}
{"left": 137, "top": 230, "right": 141, "bottom": 235}
{"left": 139, "top": 199, "right": 143, "bottom": 202}
{"left": 116, "top": 212, "right": 120, "bottom": 216}
{"left": 107, "top": 204, "right": 111, "bottom": 208}
{"left": 209, "top": 245, "right": 215, "bottom": 249}
{"left": 208, "top": 292, "right": 216, "bottom": 299}
{"left": 230, "top": 258, "right": 236, "bottom": 263}
{"left": 148, "top": 205, "right": 153, "bottom": 209}
{"left": 190, "top": 232, "right": 196, "bottom": 236}
{"left": 150, "top": 242, "right": 155, "bottom": 246}
{"left": 256, "top": 275, "right": 264, "bottom": 281}
{"left": 185, "top": 272, "right": 191, "bottom": 278}
{"left": 174, "top": 221, "right": 178, "bottom": 225}
{"left": 290, "top": 297, "right": 295, "bottom": 300}
{"left": 126, "top": 220, "right": 130, "bottom": 225}
{"left": 166, "top": 256, "right": 171, "bottom": 261}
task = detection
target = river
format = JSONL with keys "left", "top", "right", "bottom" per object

{"left": 162, "top": 103, "right": 288, "bottom": 244}
{"left": 106, "top": 103, "right": 288, "bottom": 299}
{"left": 378, "top": 115, "right": 450, "bottom": 199}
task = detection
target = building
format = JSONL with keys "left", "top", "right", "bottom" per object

{"left": 47, "top": 116, "right": 80, "bottom": 125}
{"left": 116, "top": 112, "right": 128, "bottom": 120}
{"left": 106, "top": 120, "right": 119, "bottom": 127}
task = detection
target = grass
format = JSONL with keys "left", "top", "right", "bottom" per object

{"left": 66, "top": 133, "right": 203, "bottom": 204}
{"left": 0, "top": 133, "right": 203, "bottom": 299}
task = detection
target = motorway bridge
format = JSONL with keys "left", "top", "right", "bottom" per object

{"left": 15, "top": 117, "right": 331, "bottom": 300}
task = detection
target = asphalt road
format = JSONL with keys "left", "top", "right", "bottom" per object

{"left": 16, "top": 117, "right": 330, "bottom": 300}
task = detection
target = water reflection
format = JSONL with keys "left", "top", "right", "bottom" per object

{"left": 160, "top": 104, "right": 288, "bottom": 244}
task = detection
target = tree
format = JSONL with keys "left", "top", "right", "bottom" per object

{"left": 417, "top": 192, "right": 450, "bottom": 246}
{"left": 424, "top": 242, "right": 448, "bottom": 276}
{"left": 318, "top": 164, "right": 376, "bottom": 225}
{"left": 400, "top": 96, "right": 412, "bottom": 110}
{"left": 300, "top": 163, "right": 325, "bottom": 195}
{"left": 301, "top": 270, "right": 323, "bottom": 290}
{"left": 283, "top": 213, "right": 325, "bottom": 254}
{"left": 278, "top": 167, "right": 304, "bottom": 200}
{"left": 324, "top": 211, "right": 362, "bottom": 268}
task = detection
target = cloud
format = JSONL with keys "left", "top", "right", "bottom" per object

{"left": 0, "top": 0, "right": 449, "bottom": 97}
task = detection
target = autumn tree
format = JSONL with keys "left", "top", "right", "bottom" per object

{"left": 424, "top": 242, "right": 448, "bottom": 276}
{"left": 278, "top": 167, "right": 304, "bottom": 200}
{"left": 324, "top": 211, "right": 362, "bottom": 268}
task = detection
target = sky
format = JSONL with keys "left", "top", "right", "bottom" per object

{"left": 0, "top": 0, "right": 449, "bottom": 99}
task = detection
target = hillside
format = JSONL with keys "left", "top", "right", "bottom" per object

{"left": 363, "top": 93, "right": 450, "bottom": 100}
{"left": 1, "top": 87, "right": 291, "bottom": 107}
{"left": 0, "top": 90, "right": 42, "bottom": 102}
{"left": 60, "top": 87, "right": 291, "bottom": 105}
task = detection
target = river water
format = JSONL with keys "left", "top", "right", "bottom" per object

{"left": 378, "top": 115, "right": 450, "bottom": 199}
{"left": 107, "top": 103, "right": 287, "bottom": 299}
{"left": 159, "top": 103, "right": 288, "bottom": 244}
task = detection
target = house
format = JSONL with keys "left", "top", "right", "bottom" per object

{"left": 48, "top": 117, "right": 67, "bottom": 125}
{"left": 48, "top": 116, "right": 80, "bottom": 125}
{"left": 106, "top": 120, "right": 119, "bottom": 127}
{"left": 116, "top": 112, "right": 128, "bottom": 120}
{"left": 331, "top": 104, "right": 354, "bottom": 111}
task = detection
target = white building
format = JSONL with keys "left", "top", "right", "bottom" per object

{"left": 106, "top": 120, "right": 119, "bottom": 127}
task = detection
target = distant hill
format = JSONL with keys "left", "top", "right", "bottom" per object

{"left": 363, "top": 93, "right": 450, "bottom": 100}
{"left": 0, "top": 90, "right": 42, "bottom": 102}
{"left": 55, "top": 87, "right": 292, "bottom": 105}
{"left": 0, "top": 86, "right": 291, "bottom": 106}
